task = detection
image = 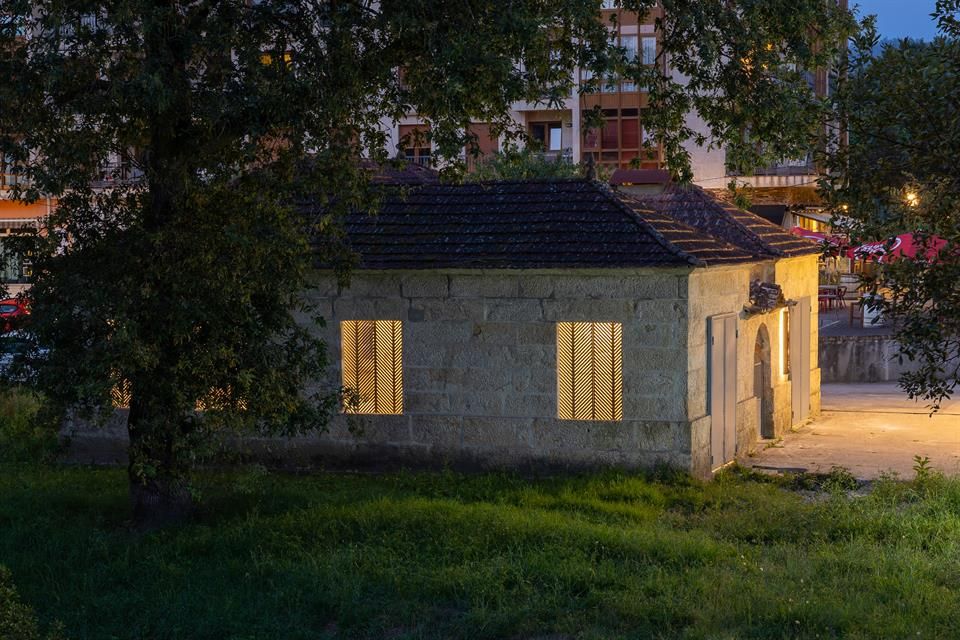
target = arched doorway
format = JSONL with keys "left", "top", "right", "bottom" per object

{"left": 754, "top": 325, "right": 775, "bottom": 439}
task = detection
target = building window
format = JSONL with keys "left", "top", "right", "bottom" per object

{"left": 341, "top": 320, "right": 403, "bottom": 415}
{"left": 529, "top": 121, "right": 562, "bottom": 151}
{"left": 398, "top": 124, "right": 431, "bottom": 166}
{"left": 0, "top": 238, "right": 28, "bottom": 284}
{"left": 795, "top": 213, "right": 826, "bottom": 233}
{"left": 621, "top": 35, "right": 638, "bottom": 61}
{"left": 557, "top": 322, "right": 623, "bottom": 421}
{"left": 642, "top": 37, "right": 657, "bottom": 65}
{"left": 601, "top": 121, "right": 619, "bottom": 148}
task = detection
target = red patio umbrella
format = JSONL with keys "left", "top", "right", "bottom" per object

{"left": 790, "top": 228, "right": 847, "bottom": 255}
{"left": 847, "top": 233, "right": 948, "bottom": 263}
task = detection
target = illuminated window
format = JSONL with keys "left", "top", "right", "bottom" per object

{"left": 111, "top": 379, "right": 247, "bottom": 412}
{"left": 556, "top": 322, "right": 623, "bottom": 421}
{"left": 111, "top": 376, "right": 132, "bottom": 409}
{"left": 341, "top": 320, "right": 403, "bottom": 415}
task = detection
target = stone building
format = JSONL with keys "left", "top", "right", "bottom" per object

{"left": 306, "top": 178, "right": 820, "bottom": 477}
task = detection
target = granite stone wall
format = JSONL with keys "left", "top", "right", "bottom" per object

{"left": 685, "top": 254, "right": 821, "bottom": 476}
{"left": 303, "top": 268, "right": 696, "bottom": 471}
{"left": 59, "top": 258, "right": 822, "bottom": 476}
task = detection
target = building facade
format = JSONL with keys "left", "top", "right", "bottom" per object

{"left": 382, "top": 1, "right": 847, "bottom": 228}
{"left": 301, "top": 178, "right": 821, "bottom": 477}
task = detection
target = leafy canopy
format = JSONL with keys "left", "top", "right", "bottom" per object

{"left": 822, "top": 2, "right": 960, "bottom": 408}
{"left": 0, "top": 0, "right": 854, "bottom": 519}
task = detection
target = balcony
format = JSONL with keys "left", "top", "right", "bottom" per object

{"left": 403, "top": 153, "right": 433, "bottom": 168}
{"left": 89, "top": 162, "right": 143, "bottom": 189}
{"left": 536, "top": 149, "right": 575, "bottom": 163}
{"left": 752, "top": 154, "right": 816, "bottom": 177}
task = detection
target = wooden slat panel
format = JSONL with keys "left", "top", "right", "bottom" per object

{"left": 341, "top": 320, "right": 403, "bottom": 415}
{"left": 557, "top": 322, "right": 574, "bottom": 420}
{"left": 557, "top": 322, "right": 622, "bottom": 421}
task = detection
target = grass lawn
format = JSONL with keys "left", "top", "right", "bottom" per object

{"left": 1, "top": 463, "right": 959, "bottom": 640}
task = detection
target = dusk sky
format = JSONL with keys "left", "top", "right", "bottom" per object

{"left": 855, "top": 0, "right": 941, "bottom": 41}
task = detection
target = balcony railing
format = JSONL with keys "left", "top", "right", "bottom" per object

{"left": 89, "top": 162, "right": 143, "bottom": 188}
{"left": 752, "top": 154, "right": 816, "bottom": 177}
{"left": 536, "top": 149, "right": 575, "bottom": 163}
{"left": 403, "top": 153, "right": 433, "bottom": 167}
{"left": 3, "top": 162, "right": 146, "bottom": 190}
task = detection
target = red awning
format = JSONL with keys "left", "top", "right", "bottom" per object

{"left": 790, "top": 228, "right": 846, "bottom": 251}
{"left": 847, "top": 233, "right": 948, "bottom": 263}
{"left": 790, "top": 228, "right": 949, "bottom": 262}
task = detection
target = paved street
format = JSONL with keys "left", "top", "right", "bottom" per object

{"left": 748, "top": 383, "right": 960, "bottom": 479}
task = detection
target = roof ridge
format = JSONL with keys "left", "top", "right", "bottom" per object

{"left": 642, "top": 184, "right": 822, "bottom": 258}
{"left": 617, "top": 192, "right": 758, "bottom": 262}
{"left": 440, "top": 177, "right": 591, "bottom": 187}
{"left": 594, "top": 183, "right": 704, "bottom": 267}
{"left": 688, "top": 185, "right": 819, "bottom": 257}
{"left": 707, "top": 195, "right": 786, "bottom": 257}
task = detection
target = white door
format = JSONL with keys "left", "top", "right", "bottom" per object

{"left": 790, "top": 297, "right": 812, "bottom": 424}
{"left": 709, "top": 314, "right": 738, "bottom": 470}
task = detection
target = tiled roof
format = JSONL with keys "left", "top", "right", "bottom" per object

{"left": 632, "top": 184, "right": 821, "bottom": 258}
{"left": 318, "top": 179, "right": 762, "bottom": 270}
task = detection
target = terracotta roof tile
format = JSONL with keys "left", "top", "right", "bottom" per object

{"left": 313, "top": 179, "right": 765, "bottom": 270}
{"left": 631, "top": 184, "right": 821, "bottom": 259}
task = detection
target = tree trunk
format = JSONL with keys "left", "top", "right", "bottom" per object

{"left": 126, "top": 393, "right": 195, "bottom": 529}
{"left": 128, "top": 473, "right": 194, "bottom": 530}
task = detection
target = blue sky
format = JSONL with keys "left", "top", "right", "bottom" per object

{"left": 854, "top": 0, "right": 941, "bottom": 41}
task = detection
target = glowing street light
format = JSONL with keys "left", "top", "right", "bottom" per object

{"left": 905, "top": 191, "right": 920, "bottom": 207}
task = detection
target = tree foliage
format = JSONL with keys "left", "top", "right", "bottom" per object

{"left": 0, "top": 0, "right": 615, "bottom": 525}
{"left": 823, "top": 2, "right": 960, "bottom": 408}
{"left": 0, "top": 0, "right": 854, "bottom": 523}
{"left": 0, "top": 566, "right": 64, "bottom": 640}
{"left": 619, "top": 0, "right": 855, "bottom": 181}
{"left": 462, "top": 145, "right": 590, "bottom": 182}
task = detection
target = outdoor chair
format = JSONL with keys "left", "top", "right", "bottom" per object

{"left": 819, "top": 294, "right": 832, "bottom": 312}
{"left": 835, "top": 287, "right": 847, "bottom": 309}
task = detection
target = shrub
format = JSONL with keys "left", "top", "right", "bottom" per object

{"left": 0, "top": 566, "right": 64, "bottom": 640}
{"left": 0, "top": 389, "right": 59, "bottom": 463}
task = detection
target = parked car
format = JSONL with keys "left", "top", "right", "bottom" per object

{"left": 0, "top": 331, "right": 47, "bottom": 382}
{"left": 0, "top": 298, "right": 29, "bottom": 333}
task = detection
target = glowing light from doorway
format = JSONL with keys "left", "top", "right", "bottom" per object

{"left": 778, "top": 308, "right": 790, "bottom": 378}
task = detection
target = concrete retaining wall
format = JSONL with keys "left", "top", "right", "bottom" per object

{"left": 820, "top": 335, "right": 917, "bottom": 383}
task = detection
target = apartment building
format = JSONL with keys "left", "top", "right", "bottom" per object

{"left": 383, "top": 1, "right": 844, "bottom": 231}
{"left": 385, "top": 3, "right": 663, "bottom": 173}
{"left": 0, "top": 15, "right": 45, "bottom": 293}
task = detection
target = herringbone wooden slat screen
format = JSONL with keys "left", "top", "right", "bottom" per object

{"left": 111, "top": 377, "right": 132, "bottom": 409}
{"left": 557, "top": 322, "right": 623, "bottom": 421}
{"left": 341, "top": 320, "right": 403, "bottom": 415}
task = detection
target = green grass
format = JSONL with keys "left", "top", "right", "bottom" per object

{"left": 1, "top": 464, "right": 959, "bottom": 640}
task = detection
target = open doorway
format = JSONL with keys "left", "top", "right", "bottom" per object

{"left": 754, "top": 324, "right": 775, "bottom": 439}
